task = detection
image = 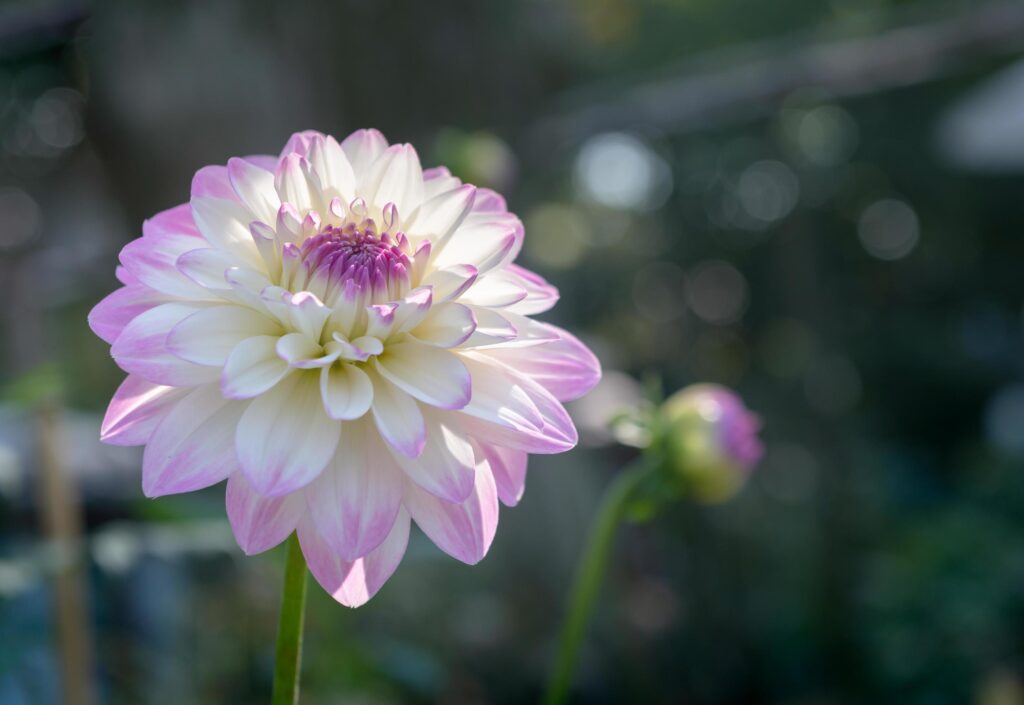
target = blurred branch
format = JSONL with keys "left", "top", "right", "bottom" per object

{"left": 529, "top": 0, "right": 1024, "bottom": 150}
{"left": 35, "top": 403, "right": 96, "bottom": 705}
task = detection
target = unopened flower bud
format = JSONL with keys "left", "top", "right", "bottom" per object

{"left": 659, "top": 384, "right": 763, "bottom": 503}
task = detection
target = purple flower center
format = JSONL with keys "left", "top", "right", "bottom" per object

{"left": 288, "top": 219, "right": 413, "bottom": 305}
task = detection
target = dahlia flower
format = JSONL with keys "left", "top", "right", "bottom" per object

{"left": 661, "top": 384, "right": 763, "bottom": 502}
{"left": 90, "top": 129, "right": 600, "bottom": 606}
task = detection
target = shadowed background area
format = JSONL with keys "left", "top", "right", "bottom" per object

{"left": 3, "top": 0, "right": 1024, "bottom": 703}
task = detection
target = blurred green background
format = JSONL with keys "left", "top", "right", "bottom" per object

{"left": 3, "top": 0, "right": 1024, "bottom": 703}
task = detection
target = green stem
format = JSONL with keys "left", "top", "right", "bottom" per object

{"left": 544, "top": 460, "right": 652, "bottom": 705}
{"left": 272, "top": 533, "right": 308, "bottom": 705}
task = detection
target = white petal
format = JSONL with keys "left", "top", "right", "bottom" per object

{"left": 236, "top": 372, "right": 341, "bottom": 496}
{"left": 422, "top": 264, "right": 478, "bottom": 303}
{"left": 167, "top": 305, "right": 281, "bottom": 366}
{"left": 221, "top": 335, "right": 291, "bottom": 399}
{"left": 410, "top": 184, "right": 475, "bottom": 248}
{"left": 369, "top": 371, "right": 426, "bottom": 458}
{"left": 276, "top": 333, "right": 335, "bottom": 368}
{"left": 228, "top": 157, "right": 281, "bottom": 225}
{"left": 100, "top": 375, "right": 188, "bottom": 446}
{"left": 374, "top": 341, "right": 471, "bottom": 410}
{"left": 308, "top": 135, "right": 357, "bottom": 203}
{"left": 363, "top": 144, "right": 425, "bottom": 212}
{"left": 274, "top": 153, "right": 318, "bottom": 213}
{"left": 340, "top": 128, "right": 389, "bottom": 176}
{"left": 320, "top": 362, "right": 373, "bottom": 420}
{"left": 190, "top": 196, "right": 264, "bottom": 269}
{"left": 411, "top": 303, "right": 476, "bottom": 348}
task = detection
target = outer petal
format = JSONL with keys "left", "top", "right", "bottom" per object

{"left": 410, "top": 184, "right": 475, "bottom": 248}
{"left": 142, "top": 203, "right": 200, "bottom": 240}
{"left": 478, "top": 442, "right": 528, "bottom": 507}
{"left": 502, "top": 264, "right": 560, "bottom": 315}
{"left": 119, "top": 230, "right": 208, "bottom": 300}
{"left": 374, "top": 341, "right": 471, "bottom": 410}
{"left": 482, "top": 324, "right": 601, "bottom": 402}
{"left": 404, "top": 461, "right": 499, "bottom": 565}
{"left": 307, "top": 422, "right": 404, "bottom": 560}
{"left": 110, "top": 303, "right": 220, "bottom": 386}
{"left": 298, "top": 509, "right": 410, "bottom": 608}
{"left": 236, "top": 372, "right": 341, "bottom": 496}
{"left": 88, "top": 284, "right": 166, "bottom": 345}
{"left": 226, "top": 472, "right": 304, "bottom": 555}
{"left": 142, "top": 384, "right": 244, "bottom": 497}
{"left": 389, "top": 413, "right": 477, "bottom": 503}
{"left": 100, "top": 375, "right": 188, "bottom": 446}
{"left": 190, "top": 196, "right": 263, "bottom": 268}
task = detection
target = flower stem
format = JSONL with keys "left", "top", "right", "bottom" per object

{"left": 544, "top": 460, "right": 652, "bottom": 705}
{"left": 272, "top": 533, "right": 308, "bottom": 705}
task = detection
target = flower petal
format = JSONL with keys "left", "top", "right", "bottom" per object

{"left": 228, "top": 157, "right": 280, "bottom": 225}
{"left": 298, "top": 509, "right": 410, "bottom": 608}
{"left": 482, "top": 324, "right": 601, "bottom": 402}
{"left": 226, "top": 472, "right": 304, "bottom": 555}
{"left": 320, "top": 362, "right": 373, "bottom": 420}
{"left": 307, "top": 134, "right": 357, "bottom": 204}
{"left": 389, "top": 413, "right": 477, "bottom": 503}
{"left": 369, "top": 371, "right": 426, "bottom": 458}
{"left": 411, "top": 303, "right": 476, "bottom": 348}
{"left": 307, "top": 421, "right": 404, "bottom": 560}
{"left": 221, "top": 335, "right": 291, "bottom": 399}
{"left": 478, "top": 442, "right": 528, "bottom": 507}
{"left": 111, "top": 303, "right": 220, "bottom": 386}
{"left": 502, "top": 264, "right": 560, "bottom": 315}
{"left": 404, "top": 461, "right": 498, "bottom": 565}
{"left": 142, "top": 384, "right": 244, "bottom": 497}
{"left": 340, "top": 128, "right": 389, "bottom": 177}
{"left": 190, "top": 196, "right": 263, "bottom": 268}
{"left": 120, "top": 229, "right": 208, "bottom": 300}
{"left": 236, "top": 372, "right": 341, "bottom": 496}
{"left": 422, "top": 264, "right": 478, "bottom": 303}
{"left": 374, "top": 341, "right": 471, "bottom": 410}
{"left": 88, "top": 284, "right": 166, "bottom": 345}
{"left": 100, "top": 375, "right": 188, "bottom": 446}
{"left": 410, "top": 184, "right": 475, "bottom": 248}
{"left": 167, "top": 305, "right": 281, "bottom": 366}
{"left": 363, "top": 144, "right": 424, "bottom": 211}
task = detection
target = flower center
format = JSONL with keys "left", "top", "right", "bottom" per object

{"left": 289, "top": 219, "right": 412, "bottom": 306}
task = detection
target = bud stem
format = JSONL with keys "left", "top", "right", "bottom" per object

{"left": 272, "top": 532, "right": 308, "bottom": 705}
{"left": 544, "top": 459, "right": 652, "bottom": 705}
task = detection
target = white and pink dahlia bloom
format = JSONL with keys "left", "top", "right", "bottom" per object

{"left": 89, "top": 129, "right": 600, "bottom": 606}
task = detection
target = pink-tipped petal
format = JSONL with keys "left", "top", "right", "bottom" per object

{"left": 142, "top": 384, "right": 244, "bottom": 497}
{"left": 306, "top": 421, "right": 404, "bottom": 561}
{"left": 502, "top": 264, "right": 560, "bottom": 315}
{"left": 404, "top": 461, "right": 499, "bottom": 565}
{"left": 88, "top": 284, "right": 166, "bottom": 345}
{"left": 482, "top": 324, "right": 601, "bottom": 402}
{"left": 101, "top": 375, "right": 188, "bottom": 447}
{"left": 478, "top": 443, "right": 528, "bottom": 507}
{"left": 226, "top": 472, "right": 304, "bottom": 555}
{"left": 389, "top": 413, "right": 477, "bottom": 503}
{"left": 111, "top": 303, "right": 220, "bottom": 386}
{"left": 228, "top": 157, "right": 281, "bottom": 224}
{"left": 298, "top": 509, "right": 410, "bottom": 608}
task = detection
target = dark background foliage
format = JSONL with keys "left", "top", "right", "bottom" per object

{"left": 2, "top": 1, "right": 1024, "bottom": 703}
